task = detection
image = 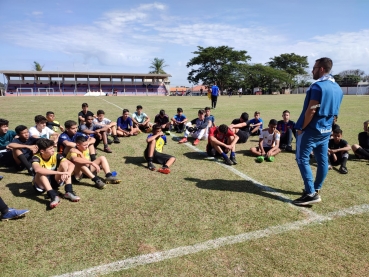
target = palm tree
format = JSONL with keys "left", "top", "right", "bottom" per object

{"left": 149, "top": 58, "right": 168, "bottom": 74}
{"left": 33, "top": 61, "right": 44, "bottom": 71}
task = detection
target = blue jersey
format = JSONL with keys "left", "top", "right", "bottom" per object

{"left": 57, "top": 131, "right": 87, "bottom": 154}
{"left": 211, "top": 85, "right": 219, "bottom": 96}
{"left": 173, "top": 114, "right": 186, "bottom": 122}
{"left": 277, "top": 120, "right": 295, "bottom": 135}
{"left": 248, "top": 118, "right": 263, "bottom": 130}
{"left": 117, "top": 116, "right": 133, "bottom": 130}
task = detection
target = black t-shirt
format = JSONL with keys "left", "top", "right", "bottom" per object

{"left": 78, "top": 111, "right": 94, "bottom": 126}
{"left": 358, "top": 132, "right": 369, "bottom": 149}
{"left": 11, "top": 137, "right": 38, "bottom": 155}
{"left": 231, "top": 119, "right": 249, "bottom": 132}
{"left": 328, "top": 138, "right": 348, "bottom": 150}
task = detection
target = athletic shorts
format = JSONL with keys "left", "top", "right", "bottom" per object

{"left": 256, "top": 146, "right": 272, "bottom": 153}
{"left": 144, "top": 149, "right": 174, "bottom": 165}
{"left": 237, "top": 130, "right": 250, "bottom": 144}
{"left": 32, "top": 175, "right": 59, "bottom": 193}
{"left": 0, "top": 150, "right": 15, "bottom": 167}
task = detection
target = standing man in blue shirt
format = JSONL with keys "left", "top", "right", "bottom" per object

{"left": 292, "top": 57, "right": 343, "bottom": 206}
{"left": 211, "top": 83, "right": 219, "bottom": 109}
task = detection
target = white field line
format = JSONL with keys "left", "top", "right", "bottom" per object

{"left": 98, "top": 97, "right": 125, "bottom": 110}
{"left": 53, "top": 204, "right": 369, "bottom": 277}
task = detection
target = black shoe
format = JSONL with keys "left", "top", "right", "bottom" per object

{"left": 292, "top": 191, "right": 321, "bottom": 206}
{"left": 286, "top": 145, "right": 293, "bottom": 152}
{"left": 230, "top": 156, "right": 237, "bottom": 165}
{"left": 28, "top": 168, "right": 35, "bottom": 177}
{"left": 148, "top": 162, "right": 156, "bottom": 171}
{"left": 113, "top": 136, "right": 120, "bottom": 144}
{"left": 280, "top": 144, "right": 287, "bottom": 150}
{"left": 107, "top": 139, "right": 113, "bottom": 145}
{"left": 224, "top": 157, "right": 234, "bottom": 166}
{"left": 339, "top": 166, "right": 348, "bottom": 174}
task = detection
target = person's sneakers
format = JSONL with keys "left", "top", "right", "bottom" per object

{"left": 107, "top": 138, "right": 113, "bottom": 145}
{"left": 280, "top": 144, "right": 287, "bottom": 150}
{"left": 292, "top": 191, "right": 321, "bottom": 206}
{"left": 165, "top": 131, "right": 171, "bottom": 135}
{"left": 1, "top": 208, "right": 29, "bottom": 221}
{"left": 28, "top": 168, "right": 35, "bottom": 177}
{"left": 339, "top": 166, "right": 348, "bottom": 174}
{"left": 230, "top": 156, "right": 237, "bottom": 165}
{"left": 113, "top": 137, "right": 120, "bottom": 143}
{"left": 50, "top": 196, "right": 61, "bottom": 209}
{"left": 105, "top": 176, "right": 121, "bottom": 184}
{"left": 193, "top": 138, "right": 200, "bottom": 146}
{"left": 104, "top": 146, "right": 112, "bottom": 153}
{"left": 148, "top": 162, "right": 156, "bottom": 171}
{"left": 224, "top": 157, "right": 234, "bottom": 166}
{"left": 158, "top": 167, "right": 171, "bottom": 174}
{"left": 286, "top": 145, "right": 293, "bottom": 152}
{"left": 178, "top": 137, "right": 188, "bottom": 144}
{"left": 94, "top": 179, "right": 106, "bottom": 189}
{"left": 64, "top": 191, "right": 81, "bottom": 202}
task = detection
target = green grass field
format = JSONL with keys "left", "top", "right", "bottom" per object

{"left": 1, "top": 94, "right": 368, "bottom": 277}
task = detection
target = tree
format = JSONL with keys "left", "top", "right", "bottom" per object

{"left": 149, "top": 58, "right": 168, "bottom": 74}
{"left": 186, "top": 46, "right": 251, "bottom": 92}
{"left": 267, "top": 53, "right": 309, "bottom": 87}
{"left": 33, "top": 61, "right": 44, "bottom": 71}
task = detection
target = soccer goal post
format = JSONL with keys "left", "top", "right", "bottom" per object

{"left": 15, "top": 88, "right": 33, "bottom": 96}
{"left": 356, "top": 82, "right": 369, "bottom": 96}
{"left": 38, "top": 88, "right": 54, "bottom": 95}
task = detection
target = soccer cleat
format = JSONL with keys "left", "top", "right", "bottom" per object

{"left": 113, "top": 137, "right": 120, "bottom": 143}
{"left": 292, "top": 192, "right": 321, "bottom": 206}
{"left": 107, "top": 139, "right": 113, "bottom": 145}
{"left": 178, "top": 137, "right": 188, "bottom": 144}
{"left": 158, "top": 167, "right": 170, "bottom": 174}
{"left": 1, "top": 208, "right": 29, "bottom": 221}
{"left": 104, "top": 147, "right": 112, "bottom": 153}
{"left": 339, "top": 166, "right": 348, "bottom": 174}
{"left": 95, "top": 179, "right": 106, "bottom": 189}
{"left": 148, "top": 162, "right": 156, "bottom": 171}
{"left": 193, "top": 138, "right": 200, "bottom": 146}
{"left": 230, "top": 156, "right": 237, "bottom": 165}
{"left": 105, "top": 176, "right": 121, "bottom": 184}
{"left": 224, "top": 157, "right": 234, "bottom": 166}
{"left": 256, "top": 156, "right": 264, "bottom": 163}
{"left": 50, "top": 196, "right": 61, "bottom": 209}
{"left": 64, "top": 191, "right": 81, "bottom": 202}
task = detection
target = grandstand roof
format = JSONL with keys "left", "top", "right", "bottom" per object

{"left": 0, "top": 70, "right": 171, "bottom": 78}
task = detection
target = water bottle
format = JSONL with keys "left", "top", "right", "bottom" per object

{"left": 111, "top": 171, "right": 117, "bottom": 177}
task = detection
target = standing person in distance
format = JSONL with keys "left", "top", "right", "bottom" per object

{"left": 292, "top": 57, "right": 343, "bottom": 206}
{"left": 211, "top": 83, "right": 220, "bottom": 109}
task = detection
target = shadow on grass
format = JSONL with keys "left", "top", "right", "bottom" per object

{"left": 186, "top": 177, "right": 299, "bottom": 203}
{"left": 5, "top": 181, "right": 50, "bottom": 208}
{"left": 123, "top": 156, "right": 147, "bottom": 168}
{"left": 183, "top": 151, "right": 209, "bottom": 160}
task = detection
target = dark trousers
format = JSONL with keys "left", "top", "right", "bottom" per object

{"left": 211, "top": 95, "right": 218, "bottom": 108}
{"left": 280, "top": 128, "right": 293, "bottom": 146}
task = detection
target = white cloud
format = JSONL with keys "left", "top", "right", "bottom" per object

{"left": 32, "top": 11, "right": 43, "bottom": 16}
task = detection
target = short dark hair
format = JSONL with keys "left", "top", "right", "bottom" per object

{"left": 123, "top": 109, "right": 129, "bottom": 114}
{"left": 269, "top": 119, "right": 278, "bottom": 125}
{"left": 15, "top": 125, "right": 28, "bottom": 135}
{"left": 65, "top": 120, "right": 77, "bottom": 129}
{"left": 46, "top": 111, "right": 54, "bottom": 116}
{"left": 97, "top": 110, "right": 105, "bottom": 115}
{"left": 152, "top": 124, "right": 161, "bottom": 130}
{"left": 36, "top": 138, "right": 54, "bottom": 150}
{"left": 82, "top": 103, "right": 88, "bottom": 108}
{"left": 218, "top": 124, "right": 228, "bottom": 134}
{"left": 177, "top": 107, "right": 183, "bottom": 113}
{"left": 198, "top": 109, "right": 205, "bottom": 115}
{"left": 254, "top": 111, "right": 260, "bottom": 115}
{"left": 34, "top": 115, "right": 47, "bottom": 124}
{"left": 0, "top": 118, "right": 9, "bottom": 127}
{"left": 137, "top": 105, "right": 143, "bottom": 110}
{"left": 240, "top": 112, "right": 249, "bottom": 122}
{"left": 75, "top": 135, "right": 87, "bottom": 144}
{"left": 282, "top": 110, "right": 290, "bottom": 115}
{"left": 333, "top": 128, "right": 343, "bottom": 135}
{"left": 204, "top": 107, "right": 211, "bottom": 111}
{"left": 159, "top": 109, "right": 165, "bottom": 116}
{"left": 315, "top": 57, "right": 333, "bottom": 73}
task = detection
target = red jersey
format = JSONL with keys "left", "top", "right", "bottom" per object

{"left": 208, "top": 126, "right": 234, "bottom": 142}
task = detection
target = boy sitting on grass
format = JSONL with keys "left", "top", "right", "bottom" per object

{"left": 31, "top": 138, "right": 79, "bottom": 209}
{"left": 29, "top": 115, "right": 59, "bottom": 146}
{"left": 178, "top": 109, "right": 210, "bottom": 146}
{"left": 250, "top": 119, "right": 281, "bottom": 162}
{"left": 46, "top": 111, "right": 65, "bottom": 132}
{"left": 66, "top": 136, "right": 120, "bottom": 189}
{"left": 93, "top": 110, "right": 120, "bottom": 143}
{"left": 145, "top": 124, "right": 176, "bottom": 174}
{"left": 171, "top": 107, "right": 187, "bottom": 133}
{"left": 328, "top": 128, "right": 350, "bottom": 174}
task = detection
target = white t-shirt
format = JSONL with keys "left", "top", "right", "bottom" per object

{"left": 93, "top": 118, "right": 111, "bottom": 126}
{"left": 29, "top": 126, "right": 55, "bottom": 139}
{"left": 259, "top": 129, "right": 280, "bottom": 147}
{"left": 132, "top": 112, "right": 148, "bottom": 123}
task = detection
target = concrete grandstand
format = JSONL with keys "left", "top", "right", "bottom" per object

{"left": 0, "top": 70, "right": 171, "bottom": 96}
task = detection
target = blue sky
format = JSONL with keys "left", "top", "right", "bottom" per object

{"left": 1, "top": 0, "right": 368, "bottom": 86}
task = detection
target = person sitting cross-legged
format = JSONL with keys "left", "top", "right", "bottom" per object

{"left": 171, "top": 107, "right": 187, "bottom": 133}
{"left": 66, "top": 136, "right": 120, "bottom": 189}
{"left": 178, "top": 109, "right": 210, "bottom": 146}
{"left": 93, "top": 109, "right": 120, "bottom": 144}
{"left": 229, "top": 112, "right": 250, "bottom": 144}
{"left": 132, "top": 105, "right": 152, "bottom": 133}
{"left": 206, "top": 124, "right": 239, "bottom": 165}
{"left": 250, "top": 119, "right": 281, "bottom": 162}
{"left": 31, "top": 138, "right": 79, "bottom": 209}
{"left": 351, "top": 120, "right": 369, "bottom": 160}
{"left": 145, "top": 124, "right": 176, "bottom": 174}
{"left": 328, "top": 128, "right": 350, "bottom": 174}
{"left": 80, "top": 115, "right": 112, "bottom": 153}
{"left": 116, "top": 109, "right": 140, "bottom": 137}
